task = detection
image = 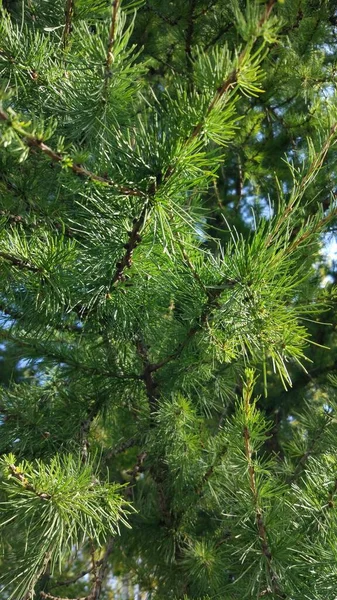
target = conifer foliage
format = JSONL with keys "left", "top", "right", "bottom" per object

{"left": 0, "top": 0, "right": 337, "bottom": 598}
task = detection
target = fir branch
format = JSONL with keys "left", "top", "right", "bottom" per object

{"left": 0, "top": 109, "right": 146, "bottom": 198}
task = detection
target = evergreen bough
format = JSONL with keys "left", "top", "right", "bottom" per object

{"left": 0, "top": 0, "right": 337, "bottom": 598}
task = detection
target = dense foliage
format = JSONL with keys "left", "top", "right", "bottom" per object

{"left": 1, "top": 0, "right": 337, "bottom": 598}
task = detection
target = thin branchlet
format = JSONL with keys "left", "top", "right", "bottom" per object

{"left": 0, "top": 109, "right": 145, "bottom": 197}
{"left": 63, "top": 0, "right": 75, "bottom": 49}
{"left": 243, "top": 379, "right": 286, "bottom": 599}
{"left": 103, "top": 0, "right": 120, "bottom": 98}
{"left": 0, "top": 251, "right": 42, "bottom": 273}
{"left": 7, "top": 463, "right": 51, "bottom": 500}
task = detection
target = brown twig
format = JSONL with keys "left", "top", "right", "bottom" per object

{"left": 7, "top": 463, "right": 51, "bottom": 500}
{"left": 185, "top": 0, "right": 196, "bottom": 86}
{"left": 40, "top": 540, "right": 114, "bottom": 600}
{"left": 149, "top": 282, "right": 232, "bottom": 373}
{"left": 103, "top": 0, "right": 120, "bottom": 99}
{"left": 136, "top": 337, "right": 159, "bottom": 413}
{"left": 328, "top": 478, "right": 337, "bottom": 509}
{"left": 0, "top": 251, "right": 42, "bottom": 273}
{"left": 111, "top": 203, "right": 148, "bottom": 285}
{"left": 63, "top": 0, "right": 74, "bottom": 49}
{"left": 0, "top": 109, "right": 145, "bottom": 198}
{"left": 242, "top": 378, "right": 286, "bottom": 599}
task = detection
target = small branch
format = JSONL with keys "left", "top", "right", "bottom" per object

{"left": 185, "top": 0, "right": 196, "bottom": 86}
{"left": 106, "top": 1, "right": 120, "bottom": 71}
{"left": 7, "top": 463, "right": 51, "bottom": 500}
{"left": 52, "top": 566, "right": 97, "bottom": 588}
{"left": 0, "top": 251, "right": 42, "bottom": 273}
{"left": 177, "top": 235, "right": 210, "bottom": 298}
{"left": 41, "top": 593, "right": 90, "bottom": 600}
{"left": 102, "top": 0, "right": 120, "bottom": 99}
{"left": 266, "top": 123, "right": 337, "bottom": 248}
{"left": 328, "top": 478, "right": 337, "bottom": 509}
{"left": 145, "top": 1, "right": 181, "bottom": 26}
{"left": 0, "top": 109, "right": 145, "bottom": 198}
{"left": 91, "top": 538, "right": 114, "bottom": 600}
{"left": 110, "top": 203, "right": 148, "bottom": 286}
{"left": 136, "top": 337, "right": 159, "bottom": 414}
{"left": 242, "top": 379, "right": 286, "bottom": 599}
{"left": 41, "top": 540, "right": 114, "bottom": 600}
{"left": 289, "top": 411, "right": 333, "bottom": 484}
{"left": 104, "top": 437, "right": 137, "bottom": 462}
{"left": 149, "top": 281, "right": 234, "bottom": 373}
{"left": 63, "top": 0, "right": 74, "bottom": 49}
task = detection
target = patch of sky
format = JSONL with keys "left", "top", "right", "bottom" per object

{"left": 319, "top": 231, "right": 337, "bottom": 286}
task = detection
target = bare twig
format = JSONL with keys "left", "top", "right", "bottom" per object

{"left": 41, "top": 540, "right": 114, "bottom": 600}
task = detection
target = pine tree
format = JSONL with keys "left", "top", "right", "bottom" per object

{"left": 1, "top": 0, "right": 337, "bottom": 598}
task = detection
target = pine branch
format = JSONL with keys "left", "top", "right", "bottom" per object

{"left": 0, "top": 109, "right": 146, "bottom": 198}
